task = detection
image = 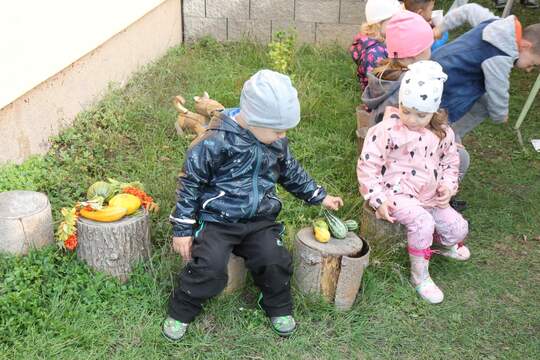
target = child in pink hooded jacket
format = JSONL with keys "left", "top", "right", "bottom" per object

{"left": 357, "top": 60, "right": 470, "bottom": 304}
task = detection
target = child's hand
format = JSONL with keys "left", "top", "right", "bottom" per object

{"left": 173, "top": 236, "right": 193, "bottom": 261}
{"left": 433, "top": 26, "right": 443, "bottom": 40}
{"left": 322, "top": 195, "right": 344, "bottom": 211}
{"left": 436, "top": 185, "right": 451, "bottom": 208}
{"left": 375, "top": 201, "right": 396, "bottom": 223}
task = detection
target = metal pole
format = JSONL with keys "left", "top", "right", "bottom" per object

{"left": 502, "top": 0, "right": 514, "bottom": 18}
{"left": 514, "top": 73, "right": 540, "bottom": 146}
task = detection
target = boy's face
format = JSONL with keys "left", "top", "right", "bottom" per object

{"left": 516, "top": 45, "right": 540, "bottom": 72}
{"left": 399, "top": 105, "right": 434, "bottom": 131}
{"left": 416, "top": 1, "right": 435, "bottom": 23}
{"left": 250, "top": 127, "right": 287, "bottom": 144}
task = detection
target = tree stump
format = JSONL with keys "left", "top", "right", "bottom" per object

{"left": 0, "top": 191, "right": 54, "bottom": 255}
{"left": 360, "top": 202, "right": 407, "bottom": 252}
{"left": 223, "top": 254, "right": 247, "bottom": 294}
{"left": 294, "top": 227, "right": 370, "bottom": 310}
{"left": 76, "top": 212, "right": 151, "bottom": 282}
{"left": 356, "top": 105, "right": 371, "bottom": 155}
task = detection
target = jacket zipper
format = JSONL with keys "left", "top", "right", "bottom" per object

{"left": 249, "top": 143, "right": 261, "bottom": 217}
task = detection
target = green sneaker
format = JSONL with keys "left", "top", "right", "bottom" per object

{"left": 257, "top": 293, "right": 296, "bottom": 336}
{"left": 162, "top": 316, "right": 189, "bottom": 341}
{"left": 271, "top": 315, "right": 297, "bottom": 337}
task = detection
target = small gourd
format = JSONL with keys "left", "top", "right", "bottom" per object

{"left": 80, "top": 206, "right": 127, "bottom": 222}
{"left": 313, "top": 226, "right": 331, "bottom": 243}
{"left": 87, "top": 181, "right": 114, "bottom": 201}
{"left": 323, "top": 210, "right": 348, "bottom": 239}
{"left": 313, "top": 218, "right": 331, "bottom": 243}
{"left": 343, "top": 219, "right": 358, "bottom": 231}
{"left": 108, "top": 194, "right": 142, "bottom": 215}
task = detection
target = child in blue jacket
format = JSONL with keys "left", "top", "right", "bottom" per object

{"left": 433, "top": 4, "right": 540, "bottom": 137}
{"left": 163, "top": 70, "right": 343, "bottom": 341}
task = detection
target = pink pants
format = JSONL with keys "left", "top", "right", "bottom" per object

{"left": 392, "top": 205, "right": 468, "bottom": 251}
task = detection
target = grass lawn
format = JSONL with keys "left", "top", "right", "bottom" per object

{"left": 1, "top": 2, "right": 539, "bottom": 359}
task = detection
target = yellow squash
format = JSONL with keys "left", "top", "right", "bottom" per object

{"left": 80, "top": 206, "right": 127, "bottom": 222}
{"left": 313, "top": 226, "right": 331, "bottom": 243}
{"left": 108, "top": 194, "right": 142, "bottom": 215}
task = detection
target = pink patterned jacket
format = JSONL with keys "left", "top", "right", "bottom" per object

{"left": 357, "top": 107, "right": 460, "bottom": 210}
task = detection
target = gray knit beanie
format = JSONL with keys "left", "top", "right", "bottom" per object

{"left": 240, "top": 69, "right": 300, "bottom": 130}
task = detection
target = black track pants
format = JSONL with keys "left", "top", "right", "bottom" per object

{"left": 168, "top": 219, "right": 293, "bottom": 323}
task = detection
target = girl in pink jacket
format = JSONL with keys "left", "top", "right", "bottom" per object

{"left": 357, "top": 60, "right": 470, "bottom": 304}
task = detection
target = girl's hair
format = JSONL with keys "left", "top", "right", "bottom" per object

{"left": 360, "top": 22, "right": 385, "bottom": 42}
{"left": 373, "top": 58, "right": 409, "bottom": 81}
{"left": 428, "top": 109, "right": 448, "bottom": 140}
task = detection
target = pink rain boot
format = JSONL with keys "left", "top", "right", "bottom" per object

{"left": 438, "top": 242, "right": 470, "bottom": 261}
{"left": 409, "top": 247, "right": 444, "bottom": 304}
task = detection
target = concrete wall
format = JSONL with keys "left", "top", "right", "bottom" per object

{"left": 0, "top": 0, "right": 182, "bottom": 165}
{"left": 184, "top": 0, "right": 367, "bottom": 47}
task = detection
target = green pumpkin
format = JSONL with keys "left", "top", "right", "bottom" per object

{"left": 87, "top": 181, "right": 114, "bottom": 201}
{"left": 344, "top": 220, "right": 359, "bottom": 231}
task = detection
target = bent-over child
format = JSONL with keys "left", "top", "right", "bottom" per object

{"left": 432, "top": 3, "right": 540, "bottom": 138}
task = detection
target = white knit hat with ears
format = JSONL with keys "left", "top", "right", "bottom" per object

{"left": 365, "top": 0, "right": 402, "bottom": 25}
{"left": 399, "top": 60, "right": 448, "bottom": 113}
{"left": 240, "top": 69, "right": 300, "bottom": 130}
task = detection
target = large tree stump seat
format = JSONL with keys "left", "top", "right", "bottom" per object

{"left": 76, "top": 212, "right": 152, "bottom": 282}
{"left": 0, "top": 191, "right": 54, "bottom": 255}
{"left": 360, "top": 203, "right": 407, "bottom": 252}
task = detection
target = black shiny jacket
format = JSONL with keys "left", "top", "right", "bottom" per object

{"left": 170, "top": 109, "right": 327, "bottom": 237}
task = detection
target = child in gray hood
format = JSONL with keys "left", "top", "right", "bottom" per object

{"left": 361, "top": 10, "right": 434, "bottom": 125}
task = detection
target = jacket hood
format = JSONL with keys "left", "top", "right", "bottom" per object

{"left": 483, "top": 16, "right": 519, "bottom": 59}
{"left": 361, "top": 72, "right": 404, "bottom": 110}
{"left": 209, "top": 108, "right": 258, "bottom": 143}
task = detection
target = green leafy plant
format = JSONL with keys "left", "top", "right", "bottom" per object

{"left": 268, "top": 30, "right": 297, "bottom": 75}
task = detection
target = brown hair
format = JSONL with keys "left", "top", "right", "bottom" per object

{"left": 360, "top": 22, "right": 385, "bottom": 43}
{"left": 428, "top": 109, "right": 448, "bottom": 140}
{"left": 523, "top": 23, "right": 540, "bottom": 55}
{"left": 404, "top": 0, "right": 435, "bottom": 13}
{"left": 373, "top": 58, "right": 409, "bottom": 81}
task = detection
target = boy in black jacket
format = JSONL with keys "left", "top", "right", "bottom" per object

{"left": 163, "top": 70, "right": 343, "bottom": 341}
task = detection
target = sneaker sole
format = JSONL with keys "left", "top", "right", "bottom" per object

{"left": 161, "top": 328, "right": 184, "bottom": 342}
{"left": 271, "top": 324, "right": 297, "bottom": 337}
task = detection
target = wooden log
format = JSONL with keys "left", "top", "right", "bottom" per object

{"left": 223, "top": 253, "right": 247, "bottom": 294}
{"left": 360, "top": 202, "right": 407, "bottom": 252}
{"left": 294, "top": 227, "right": 369, "bottom": 310}
{"left": 0, "top": 191, "right": 54, "bottom": 255}
{"left": 76, "top": 212, "right": 151, "bottom": 282}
